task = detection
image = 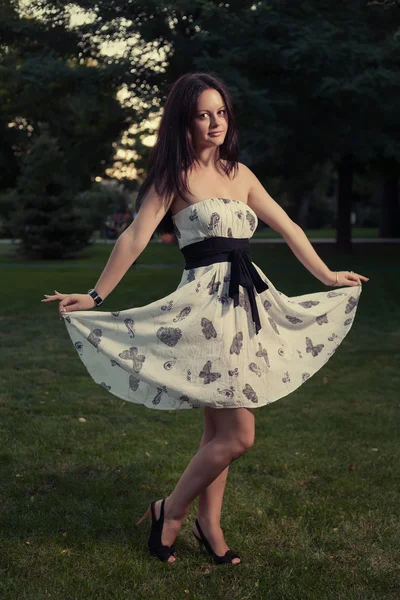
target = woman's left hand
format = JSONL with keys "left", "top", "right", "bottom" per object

{"left": 325, "top": 270, "right": 369, "bottom": 287}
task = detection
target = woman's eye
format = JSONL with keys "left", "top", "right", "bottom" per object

{"left": 198, "top": 110, "right": 226, "bottom": 119}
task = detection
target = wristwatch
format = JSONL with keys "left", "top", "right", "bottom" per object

{"left": 88, "top": 288, "right": 104, "bottom": 306}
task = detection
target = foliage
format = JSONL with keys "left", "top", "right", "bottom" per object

{"left": 6, "top": 129, "right": 94, "bottom": 259}
{"left": 0, "top": 3, "right": 132, "bottom": 257}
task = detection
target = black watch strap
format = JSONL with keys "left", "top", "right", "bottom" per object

{"left": 88, "top": 288, "right": 104, "bottom": 306}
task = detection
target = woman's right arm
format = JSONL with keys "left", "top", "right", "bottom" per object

{"left": 92, "top": 187, "right": 172, "bottom": 301}
{"left": 41, "top": 186, "right": 173, "bottom": 315}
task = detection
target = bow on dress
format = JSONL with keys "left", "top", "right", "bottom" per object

{"left": 228, "top": 248, "right": 269, "bottom": 335}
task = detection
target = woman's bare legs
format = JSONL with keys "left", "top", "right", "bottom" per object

{"left": 197, "top": 408, "right": 228, "bottom": 523}
{"left": 151, "top": 406, "right": 255, "bottom": 563}
{"left": 191, "top": 407, "right": 239, "bottom": 561}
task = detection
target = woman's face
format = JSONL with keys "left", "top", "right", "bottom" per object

{"left": 190, "top": 88, "right": 228, "bottom": 151}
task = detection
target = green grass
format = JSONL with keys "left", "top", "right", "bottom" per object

{"left": 0, "top": 241, "right": 399, "bottom": 599}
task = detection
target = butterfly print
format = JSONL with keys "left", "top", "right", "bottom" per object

{"left": 161, "top": 300, "right": 173, "bottom": 312}
{"left": 345, "top": 296, "right": 358, "bottom": 314}
{"left": 316, "top": 313, "right": 328, "bottom": 326}
{"left": 173, "top": 306, "right": 191, "bottom": 322}
{"left": 207, "top": 273, "right": 221, "bottom": 295}
{"left": 238, "top": 291, "right": 249, "bottom": 312}
{"left": 124, "top": 318, "right": 135, "bottom": 338}
{"left": 248, "top": 362, "right": 262, "bottom": 377}
{"left": 173, "top": 223, "right": 181, "bottom": 239}
{"left": 186, "top": 268, "right": 196, "bottom": 282}
{"left": 163, "top": 360, "right": 176, "bottom": 370}
{"left": 217, "top": 386, "right": 235, "bottom": 399}
{"left": 217, "top": 294, "right": 231, "bottom": 307}
{"left": 246, "top": 210, "right": 256, "bottom": 232}
{"left": 327, "top": 291, "right": 345, "bottom": 298}
{"left": 60, "top": 195, "right": 362, "bottom": 412}
{"left": 207, "top": 212, "right": 221, "bottom": 230}
{"left": 286, "top": 315, "right": 303, "bottom": 324}
{"left": 242, "top": 383, "right": 258, "bottom": 403}
{"left": 129, "top": 375, "right": 140, "bottom": 391}
{"left": 268, "top": 317, "right": 280, "bottom": 335}
{"left": 152, "top": 385, "right": 167, "bottom": 405}
{"left": 256, "top": 343, "right": 270, "bottom": 368}
{"left": 298, "top": 300, "right": 320, "bottom": 308}
{"left": 230, "top": 331, "right": 243, "bottom": 355}
{"left": 201, "top": 317, "right": 217, "bottom": 339}
{"left": 87, "top": 328, "right": 102, "bottom": 348}
{"left": 199, "top": 360, "right": 221, "bottom": 384}
{"left": 305, "top": 337, "right": 324, "bottom": 357}
{"left": 118, "top": 346, "right": 146, "bottom": 372}
{"left": 110, "top": 360, "right": 123, "bottom": 368}
{"left": 156, "top": 326, "right": 182, "bottom": 347}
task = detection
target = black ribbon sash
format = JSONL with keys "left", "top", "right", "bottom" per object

{"left": 181, "top": 237, "right": 269, "bottom": 335}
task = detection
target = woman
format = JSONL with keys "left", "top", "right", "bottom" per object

{"left": 42, "top": 73, "right": 369, "bottom": 565}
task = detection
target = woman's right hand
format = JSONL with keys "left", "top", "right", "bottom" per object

{"left": 41, "top": 289, "right": 96, "bottom": 320}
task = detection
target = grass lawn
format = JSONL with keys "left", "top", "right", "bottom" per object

{"left": 0, "top": 241, "right": 399, "bottom": 600}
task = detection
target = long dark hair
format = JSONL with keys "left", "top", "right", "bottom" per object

{"left": 135, "top": 72, "right": 239, "bottom": 235}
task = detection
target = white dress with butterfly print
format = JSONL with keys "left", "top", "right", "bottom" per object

{"left": 61, "top": 197, "right": 362, "bottom": 411}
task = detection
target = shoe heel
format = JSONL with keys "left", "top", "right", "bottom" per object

{"left": 135, "top": 506, "right": 151, "bottom": 527}
{"left": 143, "top": 498, "right": 177, "bottom": 563}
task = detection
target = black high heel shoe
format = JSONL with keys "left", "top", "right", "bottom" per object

{"left": 192, "top": 518, "right": 241, "bottom": 565}
{"left": 136, "top": 498, "right": 177, "bottom": 563}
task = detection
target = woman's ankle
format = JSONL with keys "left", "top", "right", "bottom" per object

{"left": 164, "top": 495, "right": 190, "bottom": 521}
{"left": 196, "top": 512, "right": 221, "bottom": 528}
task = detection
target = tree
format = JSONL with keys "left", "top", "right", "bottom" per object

{"left": 18, "top": 1, "right": 400, "bottom": 249}
{"left": 0, "top": 2, "right": 131, "bottom": 257}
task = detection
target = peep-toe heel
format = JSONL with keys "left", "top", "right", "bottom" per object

{"left": 192, "top": 518, "right": 241, "bottom": 565}
{"left": 136, "top": 498, "right": 177, "bottom": 563}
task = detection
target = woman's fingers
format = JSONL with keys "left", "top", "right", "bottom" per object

{"left": 347, "top": 271, "right": 368, "bottom": 286}
{"left": 41, "top": 290, "right": 69, "bottom": 303}
{"left": 59, "top": 296, "right": 74, "bottom": 319}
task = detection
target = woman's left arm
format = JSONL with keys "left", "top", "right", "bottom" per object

{"left": 242, "top": 164, "right": 369, "bottom": 287}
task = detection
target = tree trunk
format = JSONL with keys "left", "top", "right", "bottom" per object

{"left": 336, "top": 157, "right": 353, "bottom": 253}
{"left": 379, "top": 162, "right": 400, "bottom": 238}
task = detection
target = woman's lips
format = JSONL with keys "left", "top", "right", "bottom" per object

{"left": 209, "top": 131, "right": 224, "bottom": 137}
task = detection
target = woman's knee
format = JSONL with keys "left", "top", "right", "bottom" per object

{"left": 231, "top": 432, "right": 255, "bottom": 458}
{"left": 211, "top": 406, "right": 255, "bottom": 458}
